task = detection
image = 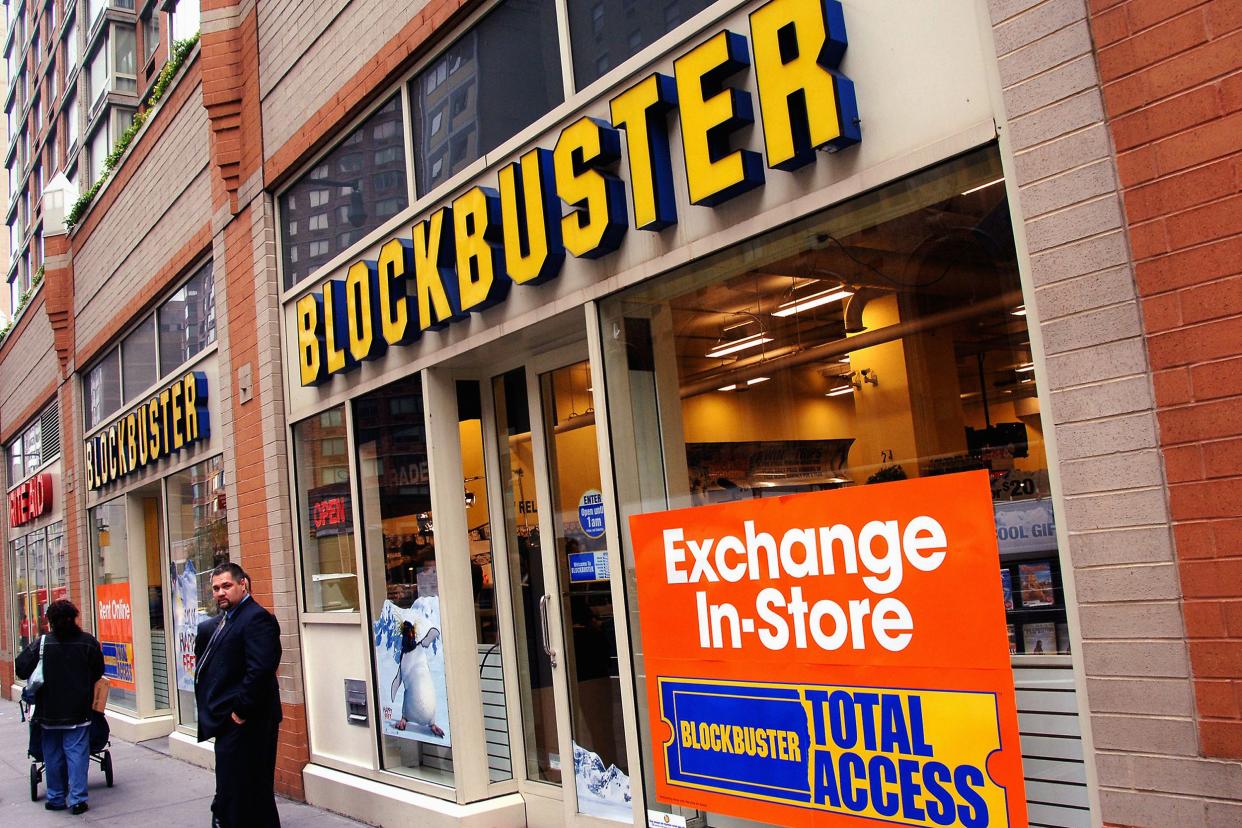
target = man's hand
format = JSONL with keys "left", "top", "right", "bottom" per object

{"left": 231, "top": 712, "right": 246, "bottom": 724}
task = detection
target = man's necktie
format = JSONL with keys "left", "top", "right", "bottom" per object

{"left": 196, "top": 612, "right": 228, "bottom": 681}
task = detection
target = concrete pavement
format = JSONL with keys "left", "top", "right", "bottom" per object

{"left": 0, "top": 701, "right": 367, "bottom": 826}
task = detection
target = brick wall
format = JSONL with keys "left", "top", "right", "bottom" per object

{"left": 990, "top": 0, "right": 1242, "bottom": 824}
{"left": 0, "top": 299, "right": 57, "bottom": 430}
{"left": 1086, "top": 0, "right": 1242, "bottom": 762}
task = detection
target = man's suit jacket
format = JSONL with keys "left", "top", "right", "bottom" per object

{"left": 194, "top": 595, "right": 283, "bottom": 742}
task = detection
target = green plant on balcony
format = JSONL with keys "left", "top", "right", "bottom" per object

{"left": 65, "top": 33, "right": 201, "bottom": 229}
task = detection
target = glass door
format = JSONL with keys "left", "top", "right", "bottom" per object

{"left": 489, "top": 347, "right": 634, "bottom": 827}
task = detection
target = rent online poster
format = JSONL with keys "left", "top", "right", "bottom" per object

{"left": 628, "top": 471, "right": 1027, "bottom": 827}
{"left": 95, "top": 582, "right": 136, "bottom": 692}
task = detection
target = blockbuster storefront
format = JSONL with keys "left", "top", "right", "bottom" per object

{"left": 278, "top": 0, "right": 1089, "bottom": 826}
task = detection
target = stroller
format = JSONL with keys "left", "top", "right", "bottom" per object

{"left": 19, "top": 697, "right": 115, "bottom": 801}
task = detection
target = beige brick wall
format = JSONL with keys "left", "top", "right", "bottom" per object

{"left": 0, "top": 305, "right": 58, "bottom": 428}
{"left": 73, "top": 86, "right": 212, "bottom": 356}
{"left": 257, "top": 0, "right": 431, "bottom": 161}
{"left": 989, "top": 0, "right": 1242, "bottom": 823}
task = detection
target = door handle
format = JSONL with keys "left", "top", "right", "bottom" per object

{"left": 538, "top": 593, "right": 558, "bottom": 668}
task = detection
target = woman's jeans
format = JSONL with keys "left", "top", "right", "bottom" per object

{"left": 42, "top": 723, "right": 90, "bottom": 806}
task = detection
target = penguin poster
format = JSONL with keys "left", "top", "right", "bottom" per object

{"left": 373, "top": 597, "right": 451, "bottom": 746}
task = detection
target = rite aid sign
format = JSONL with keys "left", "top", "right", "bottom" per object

{"left": 9, "top": 472, "right": 52, "bottom": 527}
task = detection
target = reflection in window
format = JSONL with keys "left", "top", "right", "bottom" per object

{"left": 121, "top": 314, "right": 158, "bottom": 400}
{"left": 85, "top": 346, "right": 122, "bottom": 431}
{"left": 567, "top": 0, "right": 716, "bottom": 88}
{"left": 167, "top": 455, "right": 230, "bottom": 728}
{"left": 48, "top": 522, "right": 67, "bottom": 603}
{"left": 158, "top": 261, "right": 216, "bottom": 374}
{"left": 22, "top": 418, "right": 41, "bottom": 476}
{"left": 354, "top": 374, "right": 454, "bottom": 787}
{"left": 279, "top": 96, "right": 408, "bottom": 289}
{"left": 114, "top": 25, "right": 136, "bottom": 92}
{"left": 13, "top": 537, "right": 31, "bottom": 649}
{"left": 88, "top": 40, "right": 107, "bottom": 105}
{"left": 411, "top": 0, "right": 563, "bottom": 196}
{"left": 294, "top": 406, "right": 358, "bottom": 612}
{"left": 90, "top": 499, "right": 137, "bottom": 711}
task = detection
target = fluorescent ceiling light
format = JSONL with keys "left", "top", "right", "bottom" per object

{"left": 1011, "top": 305, "right": 1027, "bottom": 316}
{"left": 826, "top": 385, "right": 855, "bottom": 397}
{"left": 717, "top": 384, "right": 738, "bottom": 392}
{"left": 1015, "top": 363, "right": 1035, "bottom": 373}
{"left": 747, "top": 376, "right": 770, "bottom": 386}
{"left": 706, "top": 334, "right": 773, "bottom": 358}
{"left": 961, "top": 177, "right": 1004, "bottom": 196}
{"left": 772, "top": 287, "right": 854, "bottom": 318}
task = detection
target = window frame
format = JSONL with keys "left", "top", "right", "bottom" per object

{"left": 6, "top": 400, "right": 60, "bottom": 491}
{"left": 81, "top": 256, "right": 217, "bottom": 436}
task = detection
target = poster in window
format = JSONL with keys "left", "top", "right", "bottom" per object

{"left": 372, "top": 597, "right": 450, "bottom": 746}
{"left": 628, "top": 470, "right": 1028, "bottom": 827}
{"left": 1019, "top": 561, "right": 1054, "bottom": 607}
{"left": 1007, "top": 624, "right": 1017, "bottom": 655}
{"left": 95, "top": 582, "right": 136, "bottom": 691}
{"left": 1001, "top": 568, "right": 1013, "bottom": 611}
{"left": 171, "top": 559, "right": 208, "bottom": 692}
{"left": 1023, "top": 622, "right": 1056, "bottom": 656}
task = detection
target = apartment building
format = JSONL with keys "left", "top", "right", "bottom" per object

{"left": 1, "top": 1, "right": 1241, "bottom": 827}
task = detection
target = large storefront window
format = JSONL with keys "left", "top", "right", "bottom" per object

{"left": 601, "top": 147, "right": 1067, "bottom": 823}
{"left": 353, "top": 374, "right": 454, "bottom": 787}
{"left": 90, "top": 499, "right": 137, "bottom": 711}
{"left": 294, "top": 406, "right": 358, "bottom": 612}
{"left": 167, "top": 455, "right": 230, "bottom": 727}
{"left": 9, "top": 522, "right": 67, "bottom": 655}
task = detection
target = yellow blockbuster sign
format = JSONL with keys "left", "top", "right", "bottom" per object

{"left": 296, "top": 0, "right": 860, "bottom": 387}
{"left": 85, "top": 371, "right": 210, "bottom": 491}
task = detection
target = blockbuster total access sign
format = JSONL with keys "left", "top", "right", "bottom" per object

{"left": 628, "top": 471, "right": 1028, "bottom": 827}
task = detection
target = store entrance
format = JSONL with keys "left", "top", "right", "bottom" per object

{"left": 482, "top": 338, "right": 634, "bottom": 827}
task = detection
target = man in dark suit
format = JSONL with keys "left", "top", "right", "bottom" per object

{"left": 195, "top": 562, "right": 283, "bottom": 827}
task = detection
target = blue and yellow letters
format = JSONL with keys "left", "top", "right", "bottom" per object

{"left": 292, "top": 0, "right": 865, "bottom": 388}
{"left": 610, "top": 73, "right": 679, "bottom": 230}
{"left": 345, "top": 259, "right": 386, "bottom": 362}
{"left": 296, "top": 292, "right": 327, "bottom": 386}
{"left": 87, "top": 372, "right": 210, "bottom": 490}
{"left": 454, "top": 186, "right": 511, "bottom": 312}
{"left": 750, "top": 0, "right": 859, "bottom": 170}
{"left": 498, "top": 148, "right": 564, "bottom": 285}
{"left": 555, "top": 116, "right": 628, "bottom": 259}
{"left": 674, "top": 30, "right": 764, "bottom": 206}
{"left": 413, "top": 208, "right": 462, "bottom": 331}
{"left": 376, "top": 238, "right": 418, "bottom": 346}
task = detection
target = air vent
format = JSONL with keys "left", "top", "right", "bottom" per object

{"left": 40, "top": 403, "right": 60, "bottom": 462}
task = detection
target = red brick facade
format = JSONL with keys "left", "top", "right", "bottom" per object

{"left": 1089, "top": 0, "right": 1242, "bottom": 759}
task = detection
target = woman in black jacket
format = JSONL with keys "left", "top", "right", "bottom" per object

{"left": 16, "top": 599, "right": 104, "bottom": 814}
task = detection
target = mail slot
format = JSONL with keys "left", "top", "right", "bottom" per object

{"left": 344, "top": 678, "right": 368, "bottom": 725}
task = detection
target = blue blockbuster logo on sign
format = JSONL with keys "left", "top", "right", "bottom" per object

{"left": 296, "top": 0, "right": 861, "bottom": 387}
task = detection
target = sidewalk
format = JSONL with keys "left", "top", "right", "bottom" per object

{"left": 0, "top": 701, "right": 367, "bottom": 826}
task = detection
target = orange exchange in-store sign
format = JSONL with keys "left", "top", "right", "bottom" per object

{"left": 295, "top": 0, "right": 861, "bottom": 387}
{"left": 9, "top": 471, "right": 52, "bottom": 527}
{"left": 628, "top": 471, "right": 1028, "bottom": 827}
